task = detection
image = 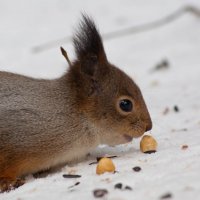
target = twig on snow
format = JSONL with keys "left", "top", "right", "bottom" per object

{"left": 32, "top": 5, "right": 200, "bottom": 53}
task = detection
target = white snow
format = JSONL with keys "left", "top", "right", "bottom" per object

{"left": 0, "top": 0, "right": 200, "bottom": 199}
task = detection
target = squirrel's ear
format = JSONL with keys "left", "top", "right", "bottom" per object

{"left": 73, "top": 14, "right": 107, "bottom": 76}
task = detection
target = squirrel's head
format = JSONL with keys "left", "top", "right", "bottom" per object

{"left": 67, "top": 15, "right": 152, "bottom": 146}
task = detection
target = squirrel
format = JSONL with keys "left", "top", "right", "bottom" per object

{"left": 0, "top": 15, "right": 152, "bottom": 192}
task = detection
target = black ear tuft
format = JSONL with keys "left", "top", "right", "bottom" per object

{"left": 73, "top": 14, "right": 107, "bottom": 64}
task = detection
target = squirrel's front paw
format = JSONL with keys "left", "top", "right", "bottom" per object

{"left": 0, "top": 178, "right": 25, "bottom": 193}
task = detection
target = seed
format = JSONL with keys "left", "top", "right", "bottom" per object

{"left": 132, "top": 166, "right": 141, "bottom": 172}
{"left": 173, "top": 105, "right": 179, "bottom": 112}
{"left": 160, "top": 192, "right": 172, "bottom": 199}
{"left": 74, "top": 182, "right": 80, "bottom": 186}
{"left": 114, "top": 183, "right": 122, "bottom": 189}
{"left": 68, "top": 182, "right": 80, "bottom": 189}
{"left": 63, "top": 174, "right": 81, "bottom": 178}
{"left": 93, "top": 189, "right": 108, "bottom": 198}
{"left": 153, "top": 59, "right": 170, "bottom": 72}
{"left": 181, "top": 145, "right": 188, "bottom": 150}
{"left": 125, "top": 185, "right": 133, "bottom": 190}
{"left": 140, "top": 135, "right": 158, "bottom": 153}
{"left": 96, "top": 157, "right": 116, "bottom": 175}
{"left": 163, "top": 107, "right": 170, "bottom": 115}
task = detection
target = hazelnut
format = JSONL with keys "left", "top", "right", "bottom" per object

{"left": 140, "top": 135, "right": 157, "bottom": 153}
{"left": 96, "top": 157, "right": 116, "bottom": 175}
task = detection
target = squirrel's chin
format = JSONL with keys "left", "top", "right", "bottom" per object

{"left": 110, "top": 135, "right": 133, "bottom": 146}
{"left": 101, "top": 130, "right": 145, "bottom": 146}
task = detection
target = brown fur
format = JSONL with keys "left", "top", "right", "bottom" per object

{"left": 0, "top": 15, "right": 152, "bottom": 192}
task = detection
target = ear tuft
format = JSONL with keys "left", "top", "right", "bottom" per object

{"left": 73, "top": 14, "right": 107, "bottom": 64}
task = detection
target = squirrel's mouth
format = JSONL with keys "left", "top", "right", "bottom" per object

{"left": 123, "top": 134, "right": 133, "bottom": 142}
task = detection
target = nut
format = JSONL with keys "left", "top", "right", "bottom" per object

{"left": 140, "top": 135, "right": 157, "bottom": 153}
{"left": 96, "top": 157, "right": 116, "bottom": 175}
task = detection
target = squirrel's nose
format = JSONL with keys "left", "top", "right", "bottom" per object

{"left": 145, "top": 121, "right": 152, "bottom": 132}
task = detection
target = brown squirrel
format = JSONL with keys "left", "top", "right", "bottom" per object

{"left": 0, "top": 15, "right": 152, "bottom": 192}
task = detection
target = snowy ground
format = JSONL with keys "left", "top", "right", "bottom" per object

{"left": 0, "top": 0, "right": 200, "bottom": 199}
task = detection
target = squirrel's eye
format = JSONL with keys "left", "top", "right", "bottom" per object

{"left": 119, "top": 99, "right": 133, "bottom": 112}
